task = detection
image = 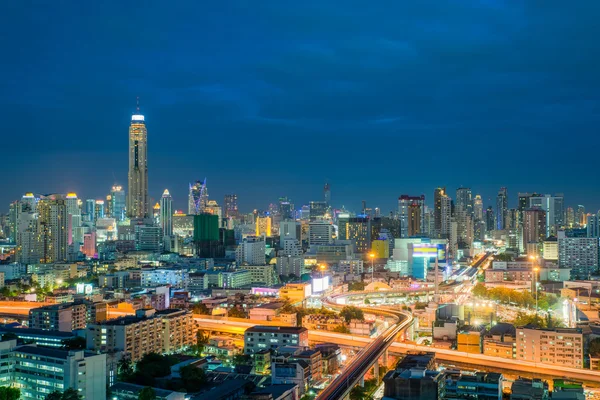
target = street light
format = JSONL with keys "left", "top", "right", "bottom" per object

{"left": 319, "top": 263, "right": 327, "bottom": 278}
{"left": 529, "top": 255, "right": 539, "bottom": 314}
{"left": 369, "top": 253, "right": 375, "bottom": 284}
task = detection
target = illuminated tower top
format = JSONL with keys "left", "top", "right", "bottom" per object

{"left": 126, "top": 97, "right": 149, "bottom": 219}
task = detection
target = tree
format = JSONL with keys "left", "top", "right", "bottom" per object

{"left": 227, "top": 307, "right": 247, "bottom": 319}
{"left": 45, "top": 391, "right": 63, "bottom": 400}
{"left": 332, "top": 325, "right": 351, "bottom": 334}
{"left": 349, "top": 386, "right": 368, "bottom": 400}
{"left": 132, "top": 353, "right": 174, "bottom": 385}
{"left": 61, "top": 388, "right": 82, "bottom": 400}
{"left": 472, "top": 283, "right": 488, "bottom": 298}
{"left": 118, "top": 355, "right": 134, "bottom": 382}
{"left": 364, "top": 298, "right": 370, "bottom": 305}
{"left": 0, "top": 387, "right": 20, "bottom": 400}
{"left": 348, "top": 282, "right": 366, "bottom": 291}
{"left": 590, "top": 338, "right": 600, "bottom": 357}
{"left": 138, "top": 387, "right": 156, "bottom": 400}
{"left": 180, "top": 365, "right": 207, "bottom": 392}
{"left": 192, "top": 303, "right": 210, "bottom": 315}
{"left": 232, "top": 354, "right": 251, "bottom": 367}
{"left": 340, "top": 306, "right": 364, "bottom": 323}
{"left": 493, "top": 253, "right": 514, "bottom": 262}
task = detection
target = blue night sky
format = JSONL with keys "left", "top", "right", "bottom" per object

{"left": 2, "top": 1, "right": 600, "bottom": 213}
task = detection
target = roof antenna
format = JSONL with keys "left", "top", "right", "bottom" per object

{"left": 136, "top": 96, "right": 140, "bottom": 113}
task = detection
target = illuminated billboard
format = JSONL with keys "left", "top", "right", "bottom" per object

{"left": 312, "top": 276, "right": 331, "bottom": 293}
{"left": 412, "top": 243, "right": 447, "bottom": 262}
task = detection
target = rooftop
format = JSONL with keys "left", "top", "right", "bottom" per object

{"left": 111, "top": 382, "right": 183, "bottom": 398}
{"left": 246, "top": 325, "right": 307, "bottom": 334}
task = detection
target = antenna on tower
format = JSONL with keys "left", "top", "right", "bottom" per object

{"left": 136, "top": 96, "right": 140, "bottom": 112}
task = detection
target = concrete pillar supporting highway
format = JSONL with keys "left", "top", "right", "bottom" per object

{"left": 359, "top": 376, "right": 365, "bottom": 387}
{"left": 374, "top": 362, "right": 380, "bottom": 381}
{"left": 382, "top": 349, "right": 389, "bottom": 366}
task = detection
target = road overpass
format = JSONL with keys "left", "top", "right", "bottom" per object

{"left": 195, "top": 317, "right": 600, "bottom": 385}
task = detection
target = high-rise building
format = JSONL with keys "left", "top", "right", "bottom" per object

{"left": 346, "top": 217, "right": 371, "bottom": 253}
{"left": 473, "top": 195, "right": 483, "bottom": 221}
{"left": 308, "top": 220, "right": 334, "bottom": 246}
{"left": 110, "top": 185, "right": 126, "bottom": 221}
{"left": 587, "top": 213, "right": 600, "bottom": 238}
{"left": 324, "top": 182, "right": 331, "bottom": 206}
{"left": 134, "top": 225, "right": 162, "bottom": 252}
{"left": 94, "top": 200, "right": 105, "bottom": 221}
{"left": 575, "top": 205, "right": 586, "bottom": 227}
{"left": 440, "top": 195, "right": 452, "bottom": 239}
{"left": 224, "top": 194, "right": 238, "bottom": 218}
{"left": 558, "top": 230, "right": 599, "bottom": 279}
{"left": 256, "top": 216, "right": 272, "bottom": 237}
{"left": 398, "top": 195, "right": 425, "bottom": 238}
{"left": 434, "top": 188, "right": 449, "bottom": 238}
{"left": 278, "top": 197, "right": 294, "bottom": 220}
{"left": 236, "top": 236, "right": 266, "bottom": 265}
{"left": 37, "top": 195, "right": 68, "bottom": 263}
{"left": 85, "top": 199, "right": 95, "bottom": 223}
{"left": 528, "top": 194, "right": 565, "bottom": 236}
{"left": 309, "top": 201, "right": 328, "bottom": 220}
{"left": 188, "top": 179, "right": 208, "bottom": 215}
{"left": 485, "top": 207, "right": 494, "bottom": 232}
{"left": 455, "top": 187, "right": 473, "bottom": 216}
{"left": 204, "top": 200, "right": 222, "bottom": 227}
{"left": 160, "top": 189, "right": 173, "bottom": 237}
{"left": 523, "top": 208, "right": 546, "bottom": 251}
{"left": 408, "top": 202, "right": 422, "bottom": 237}
{"left": 280, "top": 220, "right": 301, "bottom": 242}
{"left": 126, "top": 100, "right": 149, "bottom": 219}
{"left": 566, "top": 207, "right": 575, "bottom": 228}
{"left": 496, "top": 187, "right": 508, "bottom": 230}
{"left": 64, "top": 193, "right": 80, "bottom": 246}
{"left": 15, "top": 199, "right": 40, "bottom": 264}
{"left": 193, "top": 213, "right": 222, "bottom": 257}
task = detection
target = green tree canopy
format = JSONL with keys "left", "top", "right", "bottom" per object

{"left": 180, "top": 365, "right": 207, "bottom": 392}
{"left": 138, "top": 387, "right": 156, "bottom": 400}
{"left": 227, "top": 307, "right": 247, "bottom": 318}
{"left": 0, "top": 387, "right": 21, "bottom": 400}
{"left": 340, "top": 306, "right": 365, "bottom": 323}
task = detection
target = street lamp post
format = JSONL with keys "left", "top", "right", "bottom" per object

{"left": 369, "top": 253, "right": 375, "bottom": 284}
{"left": 529, "top": 255, "right": 539, "bottom": 314}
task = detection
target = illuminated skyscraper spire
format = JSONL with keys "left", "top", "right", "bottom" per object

{"left": 126, "top": 98, "right": 149, "bottom": 219}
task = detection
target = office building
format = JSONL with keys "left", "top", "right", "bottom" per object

{"left": 0, "top": 341, "right": 106, "bottom": 400}
{"left": 126, "top": 101, "right": 149, "bottom": 219}
{"left": 558, "top": 230, "right": 599, "bottom": 278}
{"left": 485, "top": 207, "right": 494, "bottom": 232}
{"left": 443, "top": 371, "right": 503, "bottom": 400}
{"left": 523, "top": 208, "right": 546, "bottom": 251}
{"left": 244, "top": 326, "right": 308, "bottom": 354}
{"left": 434, "top": 188, "right": 446, "bottom": 238}
{"left": 516, "top": 326, "right": 586, "bottom": 369}
{"left": 473, "top": 195, "right": 483, "bottom": 221}
{"left": 110, "top": 185, "right": 126, "bottom": 221}
{"left": 280, "top": 220, "right": 301, "bottom": 242}
{"left": 188, "top": 179, "right": 208, "bottom": 215}
{"left": 279, "top": 197, "right": 294, "bottom": 220}
{"left": 308, "top": 220, "right": 334, "bottom": 246}
{"left": 440, "top": 195, "right": 452, "bottom": 239}
{"left": 309, "top": 201, "right": 328, "bottom": 220}
{"left": 256, "top": 216, "right": 272, "bottom": 237}
{"left": 224, "top": 194, "right": 238, "bottom": 218}
{"left": 383, "top": 353, "right": 441, "bottom": 400}
{"left": 134, "top": 224, "right": 162, "bottom": 252}
{"left": 29, "top": 302, "right": 87, "bottom": 332}
{"left": 398, "top": 195, "right": 425, "bottom": 238}
{"left": 529, "top": 194, "right": 565, "bottom": 236}
{"left": 160, "top": 189, "right": 173, "bottom": 237}
{"left": 496, "top": 187, "right": 508, "bottom": 230}
{"left": 587, "top": 213, "right": 600, "bottom": 238}
{"left": 345, "top": 217, "right": 370, "bottom": 253}
{"left": 456, "top": 187, "right": 473, "bottom": 216}
{"left": 324, "top": 182, "right": 331, "bottom": 206}
{"left": 575, "top": 205, "right": 586, "bottom": 228}
{"left": 86, "top": 309, "right": 194, "bottom": 362}
{"left": 193, "top": 213, "right": 223, "bottom": 257}
{"left": 236, "top": 236, "right": 266, "bottom": 265}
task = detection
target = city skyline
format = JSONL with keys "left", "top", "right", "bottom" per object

{"left": 3, "top": 3, "right": 600, "bottom": 211}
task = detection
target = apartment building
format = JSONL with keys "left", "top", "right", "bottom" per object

{"left": 29, "top": 302, "right": 87, "bottom": 332}
{"left": 86, "top": 309, "right": 194, "bottom": 362}
{"left": 0, "top": 340, "right": 106, "bottom": 400}
{"left": 244, "top": 326, "right": 308, "bottom": 354}
{"left": 516, "top": 326, "right": 588, "bottom": 368}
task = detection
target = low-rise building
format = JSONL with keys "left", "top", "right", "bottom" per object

{"left": 510, "top": 378, "right": 549, "bottom": 400}
{"left": 483, "top": 323, "right": 516, "bottom": 360}
{"left": 29, "top": 302, "right": 87, "bottom": 332}
{"left": 443, "top": 371, "right": 504, "bottom": 400}
{"left": 516, "top": 326, "right": 588, "bottom": 369}
{"left": 244, "top": 326, "right": 308, "bottom": 354}
{"left": 301, "top": 315, "right": 344, "bottom": 331}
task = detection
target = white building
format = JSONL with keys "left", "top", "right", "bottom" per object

{"left": 0, "top": 341, "right": 106, "bottom": 400}
{"left": 516, "top": 326, "right": 585, "bottom": 369}
{"left": 141, "top": 269, "right": 189, "bottom": 289}
{"left": 558, "top": 230, "right": 599, "bottom": 279}
{"left": 280, "top": 221, "right": 301, "bottom": 242}
{"left": 244, "top": 326, "right": 308, "bottom": 354}
{"left": 236, "top": 236, "right": 266, "bottom": 265}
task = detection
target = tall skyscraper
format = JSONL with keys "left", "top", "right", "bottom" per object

{"left": 408, "top": 202, "right": 421, "bottom": 237}
{"left": 485, "top": 206, "right": 494, "bottom": 232}
{"left": 455, "top": 188, "right": 473, "bottom": 216}
{"left": 473, "top": 195, "right": 483, "bottom": 221}
{"left": 85, "top": 199, "right": 95, "bottom": 223}
{"left": 528, "top": 194, "right": 565, "bottom": 236}
{"left": 434, "top": 188, "right": 451, "bottom": 238}
{"left": 224, "top": 194, "right": 238, "bottom": 218}
{"left": 496, "top": 187, "right": 508, "bottom": 230}
{"left": 37, "top": 195, "right": 68, "bottom": 263}
{"left": 126, "top": 100, "right": 149, "bottom": 219}
{"left": 523, "top": 208, "right": 546, "bottom": 251}
{"left": 278, "top": 197, "right": 294, "bottom": 220}
{"left": 575, "top": 205, "right": 586, "bottom": 227}
{"left": 160, "top": 189, "right": 173, "bottom": 237}
{"left": 188, "top": 179, "right": 208, "bottom": 215}
{"left": 309, "top": 201, "right": 328, "bottom": 220}
{"left": 110, "top": 185, "right": 126, "bottom": 221}
{"left": 324, "top": 182, "right": 331, "bottom": 206}
{"left": 398, "top": 195, "right": 425, "bottom": 238}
